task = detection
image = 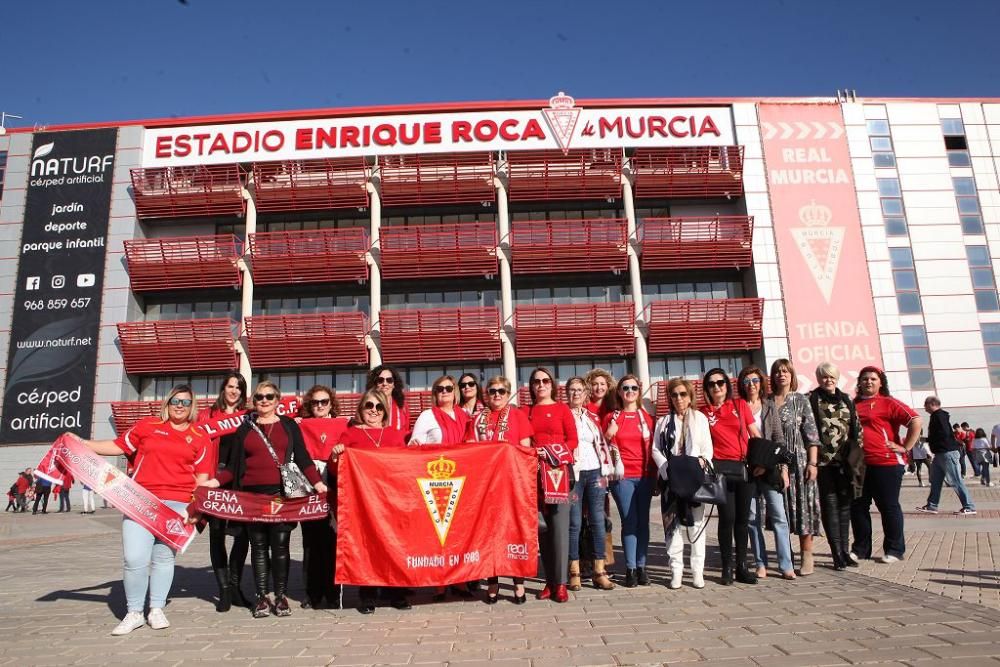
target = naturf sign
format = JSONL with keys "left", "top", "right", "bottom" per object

{"left": 141, "top": 94, "right": 734, "bottom": 167}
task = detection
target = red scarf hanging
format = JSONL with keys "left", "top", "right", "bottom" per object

{"left": 431, "top": 406, "right": 468, "bottom": 445}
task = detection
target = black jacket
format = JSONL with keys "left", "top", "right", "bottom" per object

{"left": 926, "top": 408, "right": 962, "bottom": 455}
{"left": 222, "top": 414, "right": 314, "bottom": 491}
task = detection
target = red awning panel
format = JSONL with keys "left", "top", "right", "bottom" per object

{"left": 379, "top": 307, "right": 501, "bottom": 364}
{"left": 631, "top": 146, "right": 744, "bottom": 199}
{"left": 131, "top": 165, "right": 245, "bottom": 219}
{"left": 514, "top": 303, "right": 634, "bottom": 359}
{"left": 380, "top": 222, "right": 497, "bottom": 279}
{"left": 252, "top": 158, "right": 368, "bottom": 212}
{"left": 244, "top": 312, "right": 369, "bottom": 369}
{"left": 124, "top": 234, "right": 242, "bottom": 292}
{"left": 511, "top": 218, "right": 628, "bottom": 275}
{"left": 378, "top": 152, "right": 495, "bottom": 206}
{"left": 248, "top": 227, "right": 369, "bottom": 285}
{"left": 640, "top": 215, "right": 754, "bottom": 271}
{"left": 117, "top": 318, "right": 238, "bottom": 375}
{"left": 646, "top": 298, "right": 764, "bottom": 354}
{"left": 506, "top": 149, "right": 622, "bottom": 202}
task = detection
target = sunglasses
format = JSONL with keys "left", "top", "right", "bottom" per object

{"left": 670, "top": 391, "right": 689, "bottom": 399}
{"left": 741, "top": 377, "right": 761, "bottom": 386}
{"left": 376, "top": 376, "right": 395, "bottom": 385}
{"left": 434, "top": 385, "right": 455, "bottom": 394}
{"left": 362, "top": 401, "right": 386, "bottom": 413}
{"left": 568, "top": 387, "right": 586, "bottom": 394}
{"left": 620, "top": 384, "right": 640, "bottom": 393}
{"left": 309, "top": 398, "right": 331, "bottom": 407}
{"left": 254, "top": 393, "right": 277, "bottom": 402}
{"left": 458, "top": 381, "right": 477, "bottom": 389}
{"left": 705, "top": 379, "right": 727, "bottom": 389}
{"left": 531, "top": 377, "right": 552, "bottom": 386}
{"left": 168, "top": 397, "right": 193, "bottom": 407}
{"left": 487, "top": 387, "right": 508, "bottom": 396}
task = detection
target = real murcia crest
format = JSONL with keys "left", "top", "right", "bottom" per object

{"left": 97, "top": 465, "right": 123, "bottom": 493}
{"left": 790, "top": 200, "right": 844, "bottom": 304}
{"left": 546, "top": 467, "right": 565, "bottom": 489}
{"left": 164, "top": 518, "right": 187, "bottom": 536}
{"left": 417, "top": 456, "right": 466, "bottom": 547}
{"left": 269, "top": 497, "right": 283, "bottom": 515}
{"left": 542, "top": 91, "right": 580, "bottom": 155}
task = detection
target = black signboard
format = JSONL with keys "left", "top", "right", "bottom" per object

{"left": 0, "top": 129, "right": 117, "bottom": 444}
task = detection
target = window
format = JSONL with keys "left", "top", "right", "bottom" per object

{"left": 889, "top": 247, "right": 921, "bottom": 314}
{"left": 982, "top": 324, "right": 1000, "bottom": 387}
{"left": 966, "top": 245, "right": 999, "bottom": 311}
{"left": 641, "top": 281, "right": 742, "bottom": 301}
{"left": 866, "top": 119, "right": 896, "bottom": 168}
{"left": 877, "top": 177, "right": 908, "bottom": 236}
{"left": 0, "top": 151, "right": 7, "bottom": 201}
{"left": 649, "top": 354, "right": 750, "bottom": 382}
{"left": 953, "top": 177, "right": 984, "bottom": 235}
{"left": 901, "top": 325, "right": 934, "bottom": 390}
{"left": 941, "top": 119, "right": 971, "bottom": 167}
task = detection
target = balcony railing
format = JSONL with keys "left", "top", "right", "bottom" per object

{"left": 252, "top": 158, "right": 368, "bottom": 212}
{"left": 506, "top": 149, "right": 622, "bottom": 202}
{"left": 379, "top": 307, "right": 501, "bottom": 364}
{"left": 243, "top": 312, "right": 368, "bottom": 369}
{"left": 124, "top": 234, "right": 242, "bottom": 292}
{"left": 117, "top": 318, "right": 238, "bottom": 375}
{"left": 380, "top": 222, "right": 497, "bottom": 279}
{"left": 511, "top": 218, "right": 628, "bottom": 275}
{"left": 131, "top": 165, "right": 244, "bottom": 219}
{"left": 248, "top": 227, "right": 369, "bottom": 285}
{"left": 379, "top": 152, "right": 495, "bottom": 206}
{"left": 514, "top": 303, "right": 634, "bottom": 359}
{"left": 640, "top": 216, "right": 753, "bottom": 271}
{"left": 631, "top": 146, "right": 744, "bottom": 199}
{"left": 645, "top": 298, "right": 764, "bottom": 353}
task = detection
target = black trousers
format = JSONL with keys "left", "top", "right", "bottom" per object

{"left": 817, "top": 465, "right": 852, "bottom": 561}
{"left": 851, "top": 464, "right": 905, "bottom": 559}
{"left": 300, "top": 518, "right": 336, "bottom": 603}
{"left": 247, "top": 522, "right": 293, "bottom": 597}
{"left": 209, "top": 519, "right": 249, "bottom": 579}
{"left": 715, "top": 474, "right": 753, "bottom": 568}
{"left": 32, "top": 489, "right": 50, "bottom": 513}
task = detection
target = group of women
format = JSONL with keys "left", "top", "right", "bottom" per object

{"left": 70, "top": 359, "right": 921, "bottom": 635}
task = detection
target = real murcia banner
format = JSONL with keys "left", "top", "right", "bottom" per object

{"left": 759, "top": 104, "right": 883, "bottom": 391}
{"left": 141, "top": 95, "right": 734, "bottom": 167}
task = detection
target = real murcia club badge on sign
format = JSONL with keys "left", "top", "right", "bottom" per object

{"left": 791, "top": 200, "right": 844, "bottom": 304}
{"left": 417, "top": 456, "right": 466, "bottom": 547}
{"left": 542, "top": 92, "right": 581, "bottom": 155}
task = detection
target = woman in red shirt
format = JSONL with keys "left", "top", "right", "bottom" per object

{"left": 366, "top": 365, "right": 410, "bottom": 436}
{"left": 206, "top": 372, "right": 250, "bottom": 613}
{"left": 209, "top": 382, "right": 328, "bottom": 619}
{"left": 527, "top": 367, "right": 578, "bottom": 603}
{"left": 603, "top": 374, "right": 655, "bottom": 588}
{"left": 297, "top": 384, "right": 349, "bottom": 610}
{"left": 457, "top": 373, "right": 485, "bottom": 418}
{"left": 329, "top": 391, "right": 407, "bottom": 613}
{"left": 467, "top": 375, "right": 533, "bottom": 603}
{"left": 584, "top": 368, "right": 616, "bottom": 419}
{"left": 73, "top": 384, "right": 213, "bottom": 636}
{"left": 850, "top": 366, "right": 921, "bottom": 564}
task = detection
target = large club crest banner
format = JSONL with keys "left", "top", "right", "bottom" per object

{"left": 759, "top": 104, "right": 883, "bottom": 391}
{"left": 336, "top": 442, "right": 538, "bottom": 587}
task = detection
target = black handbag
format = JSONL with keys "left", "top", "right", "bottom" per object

{"left": 712, "top": 458, "right": 748, "bottom": 483}
{"left": 747, "top": 437, "right": 793, "bottom": 471}
{"left": 661, "top": 417, "right": 727, "bottom": 506}
{"left": 691, "top": 461, "right": 726, "bottom": 505}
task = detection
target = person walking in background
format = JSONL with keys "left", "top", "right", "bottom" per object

{"left": 80, "top": 483, "right": 96, "bottom": 514}
{"left": 954, "top": 424, "right": 969, "bottom": 478}
{"left": 972, "top": 428, "right": 992, "bottom": 486}
{"left": 15, "top": 470, "right": 31, "bottom": 512}
{"left": 916, "top": 396, "right": 975, "bottom": 515}
{"left": 961, "top": 422, "right": 979, "bottom": 479}
{"left": 32, "top": 475, "right": 51, "bottom": 515}
{"left": 56, "top": 473, "right": 73, "bottom": 512}
{"left": 910, "top": 437, "right": 931, "bottom": 487}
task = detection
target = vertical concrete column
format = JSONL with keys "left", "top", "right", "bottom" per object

{"left": 494, "top": 156, "right": 517, "bottom": 384}
{"left": 366, "top": 170, "right": 383, "bottom": 368}
{"left": 622, "top": 160, "right": 652, "bottom": 405}
{"left": 237, "top": 175, "right": 257, "bottom": 385}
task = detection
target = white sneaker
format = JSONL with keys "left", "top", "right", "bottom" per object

{"left": 692, "top": 572, "right": 705, "bottom": 589}
{"left": 879, "top": 555, "right": 900, "bottom": 564}
{"left": 669, "top": 571, "right": 682, "bottom": 589}
{"left": 848, "top": 552, "right": 860, "bottom": 564}
{"left": 111, "top": 611, "right": 146, "bottom": 636}
{"left": 147, "top": 608, "right": 170, "bottom": 630}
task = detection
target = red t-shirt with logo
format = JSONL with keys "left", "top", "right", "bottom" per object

{"left": 602, "top": 409, "right": 655, "bottom": 478}
{"left": 700, "top": 398, "right": 755, "bottom": 461}
{"left": 854, "top": 395, "right": 919, "bottom": 467}
{"left": 115, "top": 417, "right": 214, "bottom": 502}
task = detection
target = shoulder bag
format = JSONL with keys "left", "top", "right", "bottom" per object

{"left": 250, "top": 420, "right": 314, "bottom": 498}
{"left": 663, "top": 415, "right": 726, "bottom": 505}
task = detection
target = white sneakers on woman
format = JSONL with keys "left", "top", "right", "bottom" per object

{"left": 669, "top": 571, "right": 683, "bottom": 589}
{"left": 147, "top": 608, "right": 170, "bottom": 630}
{"left": 111, "top": 609, "right": 169, "bottom": 636}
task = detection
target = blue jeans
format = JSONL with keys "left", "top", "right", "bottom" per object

{"left": 569, "top": 469, "right": 607, "bottom": 561}
{"left": 981, "top": 456, "right": 991, "bottom": 486}
{"left": 122, "top": 499, "right": 187, "bottom": 613}
{"left": 967, "top": 451, "right": 980, "bottom": 477}
{"left": 747, "top": 481, "right": 793, "bottom": 573}
{"left": 926, "top": 450, "right": 975, "bottom": 511}
{"left": 610, "top": 477, "right": 654, "bottom": 568}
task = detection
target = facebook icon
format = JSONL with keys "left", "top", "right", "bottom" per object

{"left": 26, "top": 276, "right": 40, "bottom": 291}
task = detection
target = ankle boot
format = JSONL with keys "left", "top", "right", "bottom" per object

{"left": 592, "top": 559, "right": 615, "bottom": 590}
{"left": 735, "top": 564, "right": 758, "bottom": 585}
{"left": 721, "top": 563, "right": 734, "bottom": 586}
{"left": 799, "top": 550, "right": 814, "bottom": 576}
{"left": 229, "top": 567, "right": 253, "bottom": 609}
{"left": 636, "top": 566, "right": 649, "bottom": 586}
{"left": 213, "top": 567, "right": 232, "bottom": 612}
{"left": 568, "top": 560, "right": 582, "bottom": 591}
{"left": 624, "top": 568, "right": 638, "bottom": 588}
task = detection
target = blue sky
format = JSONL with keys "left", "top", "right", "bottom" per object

{"left": 1, "top": 0, "right": 998, "bottom": 128}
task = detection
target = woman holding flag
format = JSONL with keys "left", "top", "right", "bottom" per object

{"left": 69, "top": 384, "right": 213, "bottom": 636}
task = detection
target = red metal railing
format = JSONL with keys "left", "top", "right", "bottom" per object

{"left": 379, "top": 152, "right": 495, "bottom": 206}
{"left": 117, "top": 318, "right": 238, "bottom": 375}
{"left": 514, "top": 303, "right": 635, "bottom": 359}
{"left": 631, "top": 146, "right": 744, "bottom": 199}
{"left": 248, "top": 227, "right": 369, "bottom": 285}
{"left": 646, "top": 298, "right": 764, "bottom": 354}
{"left": 640, "top": 216, "right": 753, "bottom": 270}
{"left": 123, "top": 235, "right": 242, "bottom": 292}
{"left": 252, "top": 158, "right": 368, "bottom": 212}
{"left": 507, "top": 149, "right": 623, "bottom": 202}
{"left": 110, "top": 398, "right": 217, "bottom": 435}
{"left": 244, "top": 312, "right": 369, "bottom": 369}
{"left": 379, "top": 307, "right": 501, "bottom": 364}
{"left": 380, "top": 222, "right": 497, "bottom": 279}
{"left": 131, "top": 165, "right": 245, "bottom": 219}
{"left": 511, "top": 218, "right": 628, "bottom": 274}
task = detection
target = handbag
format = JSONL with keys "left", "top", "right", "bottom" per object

{"left": 661, "top": 415, "right": 727, "bottom": 506}
{"left": 747, "top": 437, "right": 793, "bottom": 471}
{"left": 250, "top": 420, "right": 315, "bottom": 498}
{"left": 691, "top": 461, "right": 727, "bottom": 505}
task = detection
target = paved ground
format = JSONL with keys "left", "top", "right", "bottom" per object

{"left": 1, "top": 474, "right": 999, "bottom": 666}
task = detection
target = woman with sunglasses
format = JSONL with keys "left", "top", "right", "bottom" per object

{"left": 410, "top": 375, "right": 470, "bottom": 447}
{"left": 701, "top": 368, "right": 763, "bottom": 585}
{"left": 467, "top": 375, "right": 534, "bottom": 603}
{"left": 297, "top": 385, "right": 349, "bottom": 610}
{"left": 527, "top": 367, "right": 578, "bottom": 603}
{"left": 206, "top": 372, "right": 252, "bottom": 612}
{"left": 603, "top": 374, "right": 655, "bottom": 587}
{"left": 329, "top": 391, "right": 408, "bottom": 613}
{"left": 457, "top": 373, "right": 485, "bottom": 417}
{"left": 366, "top": 365, "right": 409, "bottom": 436}
{"left": 651, "top": 378, "right": 713, "bottom": 589}
{"left": 70, "top": 385, "right": 213, "bottom": 636}
{"left": 737, "top": 365, "right": 793, "bottom": 581}
{"left": 208, "top": 382, "right": 327, "bottom": 619}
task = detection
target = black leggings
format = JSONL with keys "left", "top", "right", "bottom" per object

{"left": 817, "top": 465, "right": 852, "bottom": 560}
{"left": 301, "top": 518, "right": 336, "bottom": 603}
{"left": 209, "top": 520, "right": 249, "bottom": 577}
{"left": 248, "top": 522, "right": 293, "bottom": 598}
{"left": 715, "top": 474, "right": 753, "bottom": 568}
